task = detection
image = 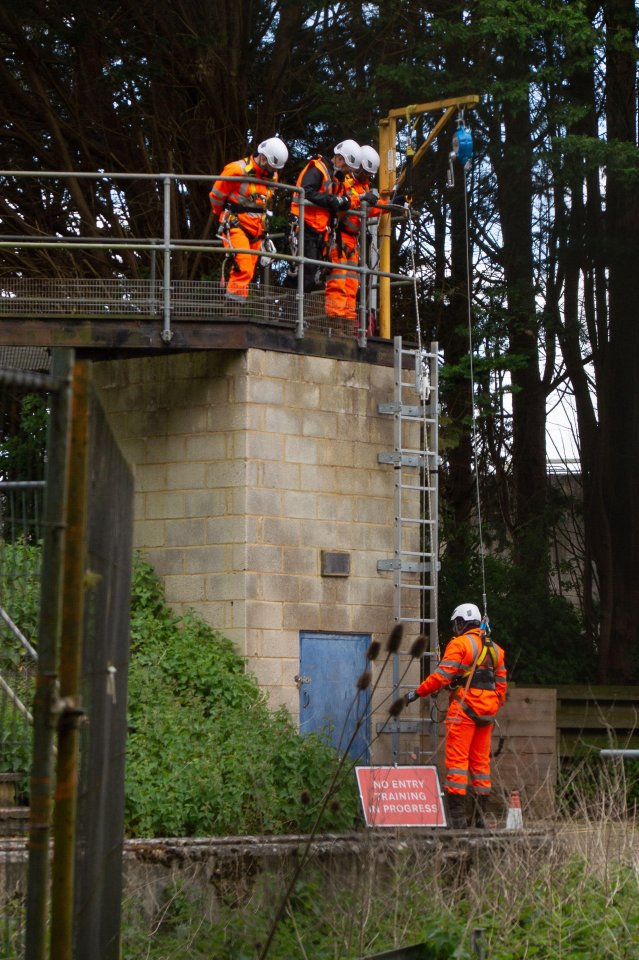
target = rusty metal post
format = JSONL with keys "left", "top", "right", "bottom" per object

{"left": 50, "top": 359, "right": 91, "bottom": 960}
{"left": 25, "top": 349, "right": 74, "bottom": 960}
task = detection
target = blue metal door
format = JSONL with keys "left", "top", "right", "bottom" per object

{"left": 299, "top": 631, "right": 371, "bottom": 763}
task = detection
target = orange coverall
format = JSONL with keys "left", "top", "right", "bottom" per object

{"left": 209, "top": 156, "right": 277, "bottom": 300}
{"left": 415, "top": 627, "right": 507, "bottom": 796}
{"left": 325, "top": 174, "right": 385, "bottom": 325}
{"left": 286, "top": 155, "right": 347, "bottom": 295}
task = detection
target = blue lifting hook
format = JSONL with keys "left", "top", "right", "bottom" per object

{"left": 447, "top": 112, "right": 474, "bottom": 187}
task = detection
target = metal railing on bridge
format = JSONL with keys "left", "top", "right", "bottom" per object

{"left": 0, "top": 170, "right": 412, "bottom": 349}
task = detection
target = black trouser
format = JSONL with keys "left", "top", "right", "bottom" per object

{"left": 283, "top": 226, "right": 326, "bottom": 293}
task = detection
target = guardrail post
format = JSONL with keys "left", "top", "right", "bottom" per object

{"left": 358, "top": 203, "right": 368, "bottom": 349}
{"left": 296, "top": 190, "right": 305, "bottom": 339}
{"left": 161, "top": 176, "right": 172, "bottom": 343}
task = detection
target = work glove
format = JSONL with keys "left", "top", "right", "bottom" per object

{"left": 360, "top": 191, "right": 379, "bottom": 205}
{"left": 326, "top": 194, "right": 351, "bottom": 213}
{"left": 404, "top": 690, "right": 420, "bottom": 705}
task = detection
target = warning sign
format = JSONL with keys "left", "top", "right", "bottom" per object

{"left": 355, "top": 766, "right": 447, "bottom": 828}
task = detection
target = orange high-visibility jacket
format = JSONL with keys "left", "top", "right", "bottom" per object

{"left": 209, "top": 156, "right": 277, "bottom": 239}
{"left": 338, "top": 174, "right": 386, "bottom": 235}
{"left": 290, "top": 155, "right": 339, "bottom": 233}
{"left": 416, "top": 627, "right": 507, "bottom": 723}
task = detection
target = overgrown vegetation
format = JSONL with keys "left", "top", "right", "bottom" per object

{"left": 121, "top": 817, "right": 639, "bottom": 958}
{"left": 126, "top": 556, "right": 359, "bottom": 837}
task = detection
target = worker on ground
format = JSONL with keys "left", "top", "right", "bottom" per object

{"left": 209, "top": 137, "right": 288, "bottom": 304}
{"left": 283, "top": 140, "right": 358, "bottom": 295}
{"left": 404, "top": 603, "right": 507, "bottom": 829}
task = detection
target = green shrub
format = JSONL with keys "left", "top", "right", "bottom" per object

{"left": 0, "top": 538, "right": 41, "bottom": 661}
{"left": 126, "top": 556, "right": 359, "bottom": 837}
{"left": 0, "top": 538, "right": 39, "bottom": 795}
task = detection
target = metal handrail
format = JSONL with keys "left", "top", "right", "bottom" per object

{"left": 0, "top": 170, "right": 413, "bottom": 346}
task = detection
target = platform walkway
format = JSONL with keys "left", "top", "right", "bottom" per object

{"left": 0, "top": 278, "right": 358, "bottom": 338}
{"left": 0, "top": 169, "right": 411, "bottom": 350}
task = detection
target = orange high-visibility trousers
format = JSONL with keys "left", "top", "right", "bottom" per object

{"left": 444, "top": 706, "right": 494, "bottom": 796}
{"left": 325, "top": 232, "right": 359, "bottom": 321}
{"left": 222, "top": 225, "right": 262, "bottom": 299}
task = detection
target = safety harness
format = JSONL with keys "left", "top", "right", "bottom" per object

{"left": 451, "top": 629, "right": 499, "bottom": 727}
{"left": 218, "top": 156, "right": 275, "bottom": 282}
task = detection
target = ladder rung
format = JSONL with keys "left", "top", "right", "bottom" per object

{"left": 398, "top": 447, "right": 436, "bottom": 456}
{"left": 398, "top": 517, "right": 436, "bottom": 525}
{"left": 398, "top": 551, "right": 437, "bottom": 560}
{"left": 395, "top": 615, "right": 434, "bottom": 623}
{"left": 397, "top": 583, "right": 436, "bottom": 591}
{"left": 398, "top": 484, "right": 437, "bottom": 493}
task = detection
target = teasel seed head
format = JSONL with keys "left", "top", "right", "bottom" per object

{"left": 385, "top": 623, "right": 403, "bottom": 654}
{"left": 389, "top": 696, "right": 406, "bottom": 718}
{"left": 366, "top": 640, "right": 381, "bottom": 661}
{"left": 409, "top": 634, "right": 428, "bottom": 659}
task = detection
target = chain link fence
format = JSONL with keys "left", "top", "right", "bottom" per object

{"left": 1, "top": 356, "right": 53, "bottom": 959}
{"left": 0, "top": 349, "right": 133, "bottom": 960}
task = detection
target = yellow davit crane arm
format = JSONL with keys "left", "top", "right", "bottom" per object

{"left": 377, "top": 94, "right": 480, "bottom": 340}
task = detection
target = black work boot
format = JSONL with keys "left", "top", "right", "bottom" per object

{"left": 446, "top": 792, "right": 467, "bottom": 829}
{"left": 469, "top": 793, "right": 489, "bottom": 828}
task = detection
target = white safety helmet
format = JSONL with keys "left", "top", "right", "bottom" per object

{"left": 257, "top": 137, "right": 289, "bottom": 170}
{"left": 360, "top": 145, "right": 380, "bottom": 175}
{"left": 451, "top": 603, "right": 482, "bottom": 625}
{"left": 334, "top": 139, "right": 362, "bottom": 171}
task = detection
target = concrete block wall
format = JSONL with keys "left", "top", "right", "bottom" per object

{"left": 93, "top": 350, "right": 423, "bottom": 738}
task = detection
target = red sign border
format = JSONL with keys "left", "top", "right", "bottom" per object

{"left": 355, "top": 765, "right": 448, "bottom": 828}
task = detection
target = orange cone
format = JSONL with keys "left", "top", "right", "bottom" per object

{"left": 505, "top": 789, "right": 523, "bottom": 830}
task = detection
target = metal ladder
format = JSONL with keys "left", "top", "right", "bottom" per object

{"left": 377, "top": 336, "right": 440, "bottom": 763}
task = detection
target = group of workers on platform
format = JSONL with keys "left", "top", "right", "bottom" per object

{"left": 209, "top": 135, "right": 403, "bottom": 330}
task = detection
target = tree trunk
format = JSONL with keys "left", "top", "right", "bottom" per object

{"left": 598, "top": 0, "right": 639, "bottom": 680}
{"left": 492, "top": 57, "right": 549, "bottom": 591}
{"left": 440, "top": 161, "right": 475, "bottom": 563}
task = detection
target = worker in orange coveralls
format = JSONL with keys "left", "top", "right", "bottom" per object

{"left": 209, "top": 137, "right": 288, "bottom": 304}
{"left": 405, "top": 602, "right": 507, "bottom": 829}
{"left": 327, "top": 144, "right": 402, "bottom": 331}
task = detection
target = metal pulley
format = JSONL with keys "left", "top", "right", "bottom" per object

{"left": 452, "top": 125, "right": 473, "bottom": 167}
{"left": 447, "top": 117, "right": 474, "bottom": 187}
{"left": 415, "top": 349, "right": 430, "bottom": 402}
